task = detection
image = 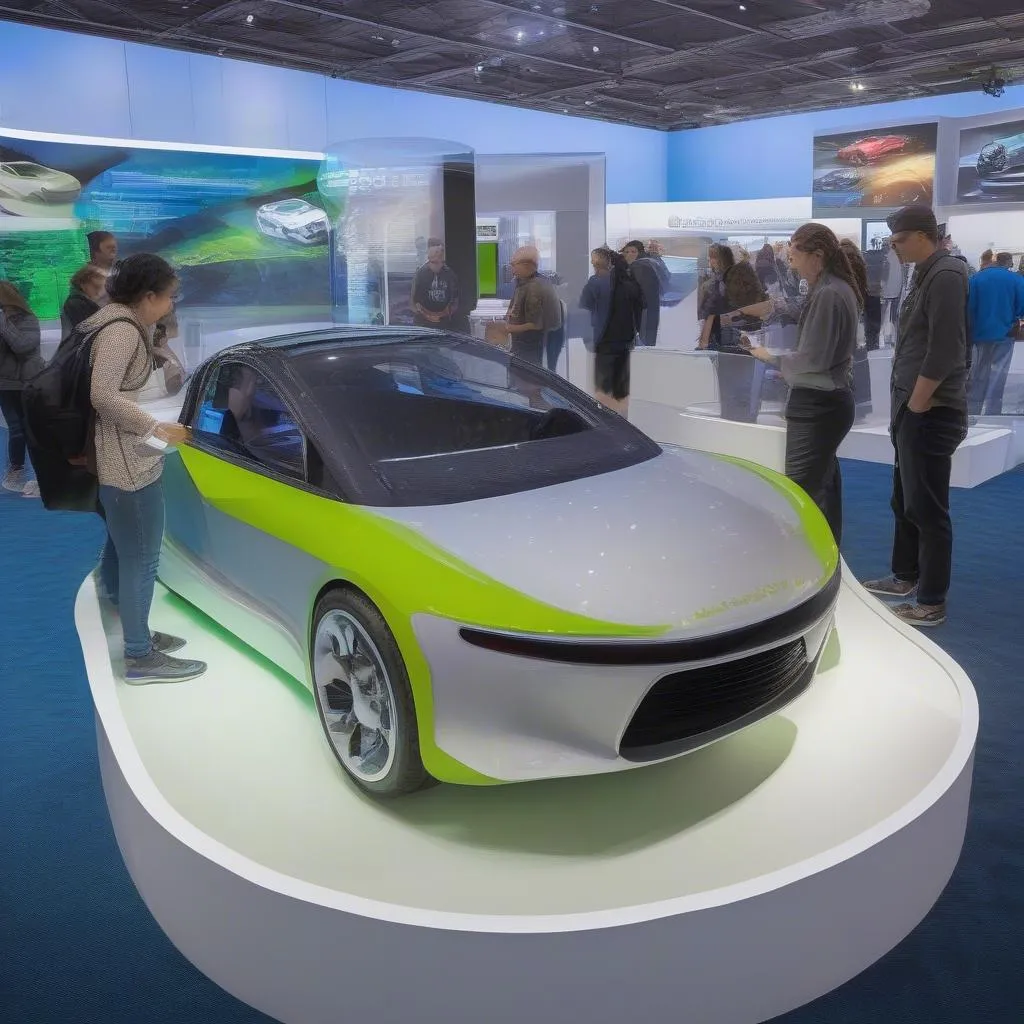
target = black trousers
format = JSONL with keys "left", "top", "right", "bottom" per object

{"left": 0, "top": 388, "right": 28, "bottom": 469}
{"left": 784, "top": 387, "right": 856, "bottom": 546}
{"left": 864, "top": 295, "right": 882, "bottom": 351}
{"left": 890, "top": 404, "right": 967, "bottom": 606}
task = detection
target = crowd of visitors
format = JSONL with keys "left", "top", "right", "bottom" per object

{"left": 2, "top": 207, "right": 1022, "bottom": 656}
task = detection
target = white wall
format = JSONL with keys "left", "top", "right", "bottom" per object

{"left": 0, "top": 21, "right": 667, "bottom": 205}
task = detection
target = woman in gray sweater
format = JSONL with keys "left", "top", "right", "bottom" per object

{"left": 745, "top": 223, "right": 865, "bottom": 545}
{"left": 87, "top": 254, "right": 206, "bottom": 686}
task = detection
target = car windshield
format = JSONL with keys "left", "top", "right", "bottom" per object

{"left": 8, "top": 163, "right": 47, "bottom": 177}
{"left": 275, "top": 200, "right": 307, "bottom": 212}
{"left": 286, "top": 334, "right": 660, "bottom": 505}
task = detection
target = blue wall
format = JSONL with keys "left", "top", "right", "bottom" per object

{"left": 667, "top": 86, "right": 1024, "bottom": 202}
{"left": 0, "top": 21, "right": 667, "bottom": 204}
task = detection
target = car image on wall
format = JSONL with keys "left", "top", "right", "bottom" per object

{"left": 0, "top": 161, "right": 81, "bottom": 208}
{"left": 836, "top": 135, "right": 924, "bottom": 165}
{"left": 159, "top": 327, "right": 840, "bottom": 798}
{"left": 976, "top": 133, "right": 1024, "bottom": 194}
{"left": 255, "top": 198, "right": 329, "bottom": 245}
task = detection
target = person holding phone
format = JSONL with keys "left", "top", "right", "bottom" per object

{"left": 744, "top": 223, "right": 864, "bottom": 545}
{"left": 86, "top": 253, "right": 207, "bottom": 685}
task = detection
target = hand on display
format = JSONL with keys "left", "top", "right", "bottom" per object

{"left": 154, "top": 422, "right": 191, "bottom": 447}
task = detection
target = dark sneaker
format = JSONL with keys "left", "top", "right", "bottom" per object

{"left": 124, "top": 651, "right": 207, "bottom": 685}
{"left": 892, "top": 602, "right": 947, "bottom": 628}
{"left": 151, "top": 631, "right": 187, "bottom": 654}
{"left": 862, "top": 575, "right": 917, "bottom": 599}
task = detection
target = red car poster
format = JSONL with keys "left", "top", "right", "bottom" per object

{"left": 812, "top": 122, "right": 938, "bottom": 217}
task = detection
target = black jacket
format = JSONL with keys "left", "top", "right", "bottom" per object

{"left": 61, "top": 289, "right": 101, "bottom": 338}
{"left": 0, "top": 307, "right": 44, "bottom": 390}
{"left": 599, "top": 266, "right": 645, "bottom": 349}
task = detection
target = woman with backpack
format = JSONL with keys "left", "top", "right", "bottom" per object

{"left": 84, "top": 254, "right": 207, "bottom": 686}
{"left": 0, "top": 281, "right": 44, "bottom": 497}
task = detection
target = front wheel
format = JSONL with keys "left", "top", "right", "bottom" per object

{"left": 310, "top": 589, "right": 430, "bottom": 797}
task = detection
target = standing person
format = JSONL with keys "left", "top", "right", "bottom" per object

{"left": 589, "top": 247, "right": 644, "bottom": 415}
{"left": 88, "top": 231, "right": 118, "bottom": 295}
{"left": 411, "top": 238, "right": 459, "bottom": 330}
{"left": 743, "top": 224, "right": 862, "bottom": 545}
{"left": 966, "top": 248, "right": 1024, "bottom": 416}
{"left": 861, "top": 242, "right": 886, "bottom": 350}
{"left": 861, "top": 206, "right": 969, "bottom": 627}
{"left": 86, "top": 254, "right": 207, "bottom": 683}
{"left": 61, "top": 265, "right": 107, "bottom": 337}
{"left": 0, "top": 281, "right": 44, "bottom": 496}
{"left": 579, "top": 248, "right": 613, "bottom": 348}
{"left": 502, "top": 246, "right": 561, "bottom": 366}
{"left": 621, "top": 240, "right": 663, "bottom": 346}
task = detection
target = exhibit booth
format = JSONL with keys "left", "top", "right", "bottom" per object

{"left": 3, "top": 89, "right": 1012, "bottom": 1024}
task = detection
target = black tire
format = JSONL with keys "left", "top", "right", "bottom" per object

{"left": 309, "top": 588, "right": 431, "bottom": 797}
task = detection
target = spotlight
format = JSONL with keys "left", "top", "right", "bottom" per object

{"left": 245, "top": 12, "right": 254, "bottom": 25}
{"left": 592, "top": 45, "right": 600, "bottom": 53}
{"left": 850, "top": 81, "right": 865, "bottom": 92}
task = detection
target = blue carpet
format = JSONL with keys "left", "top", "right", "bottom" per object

{"left": 1, "top": 452, "right": 1022, "bottom": 1023}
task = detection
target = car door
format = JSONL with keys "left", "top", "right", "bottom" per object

{"left": 178, "top": 358, "right": 332, "bottom": 681}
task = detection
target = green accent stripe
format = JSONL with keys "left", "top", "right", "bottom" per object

{"left": 713, "top": 454, "right": 839, "bottom": 579}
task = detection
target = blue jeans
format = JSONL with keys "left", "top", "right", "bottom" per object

{"left": 0, "top": 389, "right": 27, "bottom": 469}
{"left": 98, "top": 478, "right": 164, "bottom": 658}
{"left": 968, "top": 340, "right": 1015, "bottom": 415}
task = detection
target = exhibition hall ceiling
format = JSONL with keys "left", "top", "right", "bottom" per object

{"left": 2, "top": 1, "right": 1024, "bottom": 129}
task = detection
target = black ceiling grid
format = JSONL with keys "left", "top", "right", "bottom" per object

{"left": 0, "top": 1, "right": 1022, "bottom": 129}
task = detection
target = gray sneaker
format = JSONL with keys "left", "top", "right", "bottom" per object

{"left": 151, "top": 631, "right": 187, "bottom": 654}
{"left": 862, "top": 575, "right": 918, "bottom": 599}
{"left": 892, "top": 602, "right": 947, "bottom": 628}
{"left": 124, "top": 650, "right": 207, "bottom": 685}
{"left": 2, "top": 467, "right": 27, "bottom": 492}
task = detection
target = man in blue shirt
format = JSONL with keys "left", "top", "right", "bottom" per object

{"left": 967, "top": 250, "right": 1024, "bottom": 415}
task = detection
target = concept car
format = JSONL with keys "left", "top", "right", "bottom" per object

{"left": 160, "top": 328, "right": 840, "bottom": 796}
{"left": 836, "top": 135, "right": 923, "bottom": 165}
{"left": 0, "top": 161, "right": 81, "bottom": 205}
{"left": 814, "top": 168, "right": 864, "bottom": 193}
{"left": 255, "top": 198, "right": 329, "bottom": 244}
{"left": 976, "top": 133, "right": 1024, "bottom": 194}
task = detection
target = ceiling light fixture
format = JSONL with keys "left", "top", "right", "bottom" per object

{"left": 516, "top": 30, "right": 525, "bottom": 42}
{"left": 739, "top": 4, "right": 747, "bottom": 11}
{"left": 592, "top": 45, "right": 600, "bottom": 53}
{"left": 850, "top": 81, "right": 865, "bottom": 91}
{"left": 245, "top": 13, "right": 254, "bottom": 24}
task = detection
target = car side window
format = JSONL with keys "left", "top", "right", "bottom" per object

{"left": 192, "top": 361, "right": 307, "bottom": 481}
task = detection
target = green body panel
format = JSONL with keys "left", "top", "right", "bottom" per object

{"left": 713, "top": 454, "right": 839, "bottom": 580}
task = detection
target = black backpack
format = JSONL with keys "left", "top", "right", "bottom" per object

{"left": 23, "top": 317, "right": 139, "bottom": 512}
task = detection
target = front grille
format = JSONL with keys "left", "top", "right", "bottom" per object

{"left": 619, "top": 638, "right": 809, "bottom": 759}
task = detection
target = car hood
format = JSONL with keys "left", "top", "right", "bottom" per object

{"left": 377, "top": 446, "right": 837, "bottom": 638}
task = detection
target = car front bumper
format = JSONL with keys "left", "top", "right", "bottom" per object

{"left": 413, "top": 571, "right": 840, "bottom": 783}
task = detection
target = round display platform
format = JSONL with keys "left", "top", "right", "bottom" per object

{"left": 78, "top": 567, "right": 977, "bottom": 1024}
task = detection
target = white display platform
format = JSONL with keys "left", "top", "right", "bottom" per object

{"left": 79, "top": 569, "right": 977, "bottom": 1024}
{"left": 625, "top": 347, "right": 1017, "bottom": 488}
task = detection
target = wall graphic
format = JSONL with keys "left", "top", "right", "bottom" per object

{"left": 956, "top": 117, "right": 1024, "bottom": 204}
{"left": 0, "top": 132, "right": 330, "bottom": 320}
{"left": 811, "top": 122, "right": 937, "bottom": 217}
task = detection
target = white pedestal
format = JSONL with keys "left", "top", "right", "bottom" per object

{"left": 79, "top": 569, "right": 977, "bottom": 1024}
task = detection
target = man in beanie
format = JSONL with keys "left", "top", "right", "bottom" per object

{"left": 862, "top": 205, "right": 969, "bottom": 627}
